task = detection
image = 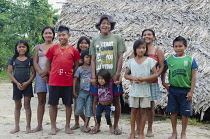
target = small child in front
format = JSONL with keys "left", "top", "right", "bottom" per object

{"left": 73, "top": 49, "right": 93, "bottom": 133}
{"left": 161, "top": 36, "right": 198, "bottom": 139}
{"left": 124, "top": 39, "right": 158, "bottom": 139}
{"left": 45, "top": 25, "right": 80, "bottom": 135}
{"left": 91, "top": 69, "right": 120, "bottom": 134}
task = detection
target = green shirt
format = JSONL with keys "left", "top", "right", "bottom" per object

{"left": 89, "top": 34, "right": 126, "bottom": 77}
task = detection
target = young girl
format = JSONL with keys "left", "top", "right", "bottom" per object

{"left": 7, "top": 40, "right": 35, "bottom": 134}
{"left": 33, "top": 26, "right": 55, "bottom": 132}
{"left": 71, "top": 36, "right": 90, "bottom": 130}
{"left": 73, "top": 50, "right": 93, "bottom": 133}
{"left": 124, "top": 39, "right": 157, "bottom": 139}
{"left": 90, "top": 69, "right": 120, "bottom": 134}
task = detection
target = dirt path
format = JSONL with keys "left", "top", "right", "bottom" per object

{"left": 0, "top": 83, "right": 210, "bottom": 139}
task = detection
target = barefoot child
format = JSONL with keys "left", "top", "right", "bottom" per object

{"left": 161, "top": 36, "right": 198, "bottom": 139}
{"left": 45, "top": 25, "right": 80, "bottom": 135}
{"left": 73, "top": 50, "right": 93, "bottom": 132}
{"left": 124, "top": 39, "right": 158, "bottom": 139}
{"left": 91, "top": 69, "right": 120, "bottom": 134}
{"left": 7, "top": 40, "right": 35, "bottom": 134}
{"left": 71, "top": 36, "right": 90, "bottom": 130}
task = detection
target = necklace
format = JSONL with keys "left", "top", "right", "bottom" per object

{"left": 59, "top": 46, "right": 69, "bottom": 55}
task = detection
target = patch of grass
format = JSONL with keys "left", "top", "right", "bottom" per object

{"left": 45, "top": 121, "right": 50, "bottom": 125}
{"left": 188, "top": 118, "right": 202, "bottom": 126}
{"left": 0, "top": 70, "right": 10, "bottom": 83}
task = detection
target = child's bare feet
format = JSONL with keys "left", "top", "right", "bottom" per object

{"left": 65, "top": 126, "right": 74, "bottom": 134}
{"left": 49, "top": 127, "right": 57, "bottom": 135}
{"left": 10, "top": 127, "right": 20, "bottom": 134}
{"left": 109, "top": 125, "right": 113, "bottom": 133}
{"left": 90, "top": 124, "right": 100, "bottom": 134}
{"left": 138, "top": 134, "right": 145, "bottom": 139}
{"left": 168, "top": 132, "right": 177, "bottom": 139}
{"left": 70, "top": 124, "right": 80, "bottom": 130}
{"left": 146, "top": 130, "right": 154, "bottom": 137}
{"left": 81, "top": 126, "right": 91, "bottom": 133}
{"left": 32, "top": 126, "right": 43, "bottom": 133}
{"left": 25, "top": 127, "right": 32, "bottom": 134}
{"left": 128, "top": 132, "right": 135, "bottom": 139}
{"left": 181, "top": 132, "right": 187, "bottom": 139}
{"left": 135, "top": 129, "right": 139, "bottom": 137}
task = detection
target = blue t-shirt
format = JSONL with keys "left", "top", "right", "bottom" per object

{"left": 74, "top": 66, "right": 91, "bottom": 91}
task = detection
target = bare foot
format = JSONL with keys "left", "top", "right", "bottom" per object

{"left": 10, "top": 128, "right": 20, "bottom": 134}
{"left": 90, "top": 124, "right": 100, "bottom": 134}
{"left": 109, "top": 125, "right": 113, "bottom": 133}
{"left": 181, "top": 132, "right": 187, "bottom": 139}
{"left": 32, "top": 126, "right": 43, "bottom": 133}
{"left": 168, "top": 133, "right": 177, "bottom": 139}
{"left": 146, "top": 130, "right": 154, "bottom": 137}
{"left": 70, "top": 124, "right": 80, "bottom": 130}
{"left": 65, "top": 126, "right": 74, "bottom": 134}
{"left": 138, "top": 134, "right": 145, "bottom": 139}
{"left": 49, "top": 127, "right": 57, "bottom": 135}
{"left": 128, "top": 133, "right": 135, "bottom": 139}
{"left": 135, "top": 129, "right": 139, "bottom": 137}
{"left": 81, "top": 126, "right": 91, "bottom": 133}
{"left": 25, "top": 127, "right": 33, "bottom": 134}
{"left": 56, "top": 127, "right": 61, "bottom": 132}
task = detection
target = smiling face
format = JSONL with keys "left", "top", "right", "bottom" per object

{"left": 142, "top": 30, "right": 155, "bottom": 44}
{"left": 173, "top": 41, "right": 187, "bottom": 57}
{"left": 136, "top": 44, "right": 147, "bottom": 57}
{"left": 58, "top": 31, "right": 70, "bottom": 46}
{"left": 83, "top": 55, "right": 91, "bottom": 65}
{"left": 16, "top": 43, "right": 27, "bottom": 56}
{"left": 99, "top": 19, "right": 111, "bottom": 36}
{"left": 97, "top": 75, "right": 106, "bottom": 86}
{"left": 42, "top": 28, "right": 54, "bottom": 42}
{"left": 79, "top": 39, "right": 89, "bottom": 52}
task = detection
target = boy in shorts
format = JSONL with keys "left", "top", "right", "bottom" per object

{"left": 161, "top": 36, "right": 198, "bottom": 139}
{"left": 46, "top": 25, "right": 80, "bottom": 135}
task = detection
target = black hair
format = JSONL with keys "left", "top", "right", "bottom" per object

{"left": 98, "top": 18, "right": 115, "bottom": 31}
{"left": 12, "top": 40, "right": 30, "bottom": 61}
{"left": 80, "top": 49, "right": 90, "bottom": 60}
{"left": 58, "top": 25, "right": 70, "bottom": 34}
{"left": 76, "top": 36, "right": 90, "bottom": 53}
{"left": 141, "top": 29, "right": 156, "bottom": 37}
{"left": 133, "top": 39, "right": 148, "bottom": 57}
{"left": 97, "top": 69, "right": 111, "bottom": 86}
{"left": 41, "top": 26, "right": 55, "bottom": 41}
{"left": 173, "top": 36, "right": 187, "bottom": 47}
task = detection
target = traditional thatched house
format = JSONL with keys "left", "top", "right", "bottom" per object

{"left": 56, "top": 0, "right": 210, "bottom": 120}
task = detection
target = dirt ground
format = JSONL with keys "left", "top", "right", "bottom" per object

{"left": 0, "top": 83, "right": 210, "bottom": 139}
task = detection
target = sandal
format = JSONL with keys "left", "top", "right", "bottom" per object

{"left": 90, "top": 128, "right": 100, "bottom": 134}
{"left": 114, "top": 129, "right": 122, "bottom": 135}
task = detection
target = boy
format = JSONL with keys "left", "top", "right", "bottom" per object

{"left": 45, "top": 25, "right": 80, "bottom": 135}
{"left": 161, "top": 36, "right": 198, "bottom": 139}
{"left": 73, "top": 50, "right": 93, "bottom": 133}
{"left": 89, "top": 14, "right": 126, "bottom": 134}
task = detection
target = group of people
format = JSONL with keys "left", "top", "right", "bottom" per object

{"left": 7, "top": 14, "right": 198, "bottom": 139}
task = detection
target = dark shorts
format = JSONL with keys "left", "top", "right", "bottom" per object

{"left": 166, "top": 86, "right": 192, "bottom": 116}
{"left": 48, "top": 86, "right": 73, "bottom": 106}
{"left": 13, "top": 83, "right": 33, "bottom": 100}
{"left": 90, "top": 83, "right": 124, "bottom": 96}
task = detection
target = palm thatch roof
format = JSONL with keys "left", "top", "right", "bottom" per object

{"left": 56, "top": 0, "right": 210, "bottom": 120}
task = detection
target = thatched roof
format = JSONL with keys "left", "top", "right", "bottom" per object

{"left": 56, "top": 0, "right": 210, "bottom": 120}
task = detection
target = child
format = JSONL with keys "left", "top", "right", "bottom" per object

{"left": 71, "top": 36, "right": 90, "bottom": 130}
{"left": 33, "top": 26, "right": 55, "bottom": 132}
{"left": 91, "top": 69, "right": 120, "bottom": 134}
{"left": 45, "top": 25, "right": 80, "bottom": 135}
{"left": 161, "top": 36, "right": 198, "bottom": 139}
{"left": 124, "top": 39, "right": 157, "bottom": 139}
{"left": 73, "top": 49, "right": 93, "bottom": 132}
{"left": 7, "top": 40, "right": 35, "bottom": 134}
{"left": 89, "top": 14, "right": 126, "bottom": 135}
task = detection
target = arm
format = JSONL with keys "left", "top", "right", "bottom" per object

{"left": 73, "top": 77, "right": 78, "bottom": 98}
{"left": 124, "top": 67, "right": 139, "bottom": 83}
{"left": 21, "top": 65, "right": 36, "bottom": 90}
{"left": 140, "top": 66, "right": 158, "bottom": 82}
{"left": 161, "top": 66, "right": 169, "bottom": 91}
{"left": 73, "top": 61, "right": 79, "bottom": 74}
{"left": 46, "top": 58, "right": 52, "bottom": 75}
{"left": 90, "top": 55, "right": 97, "bottom": 86}
{"left": 156, "top": 48, "right": 165, "bottom": 76}
{"left": 7, "top": 65, "right": 22, "bottom": 90}
{"left": 113, "top": 52, "right": 123, "bottom": 82}
{"left": 186, "top": 69, "right": 196, "bottom": 101}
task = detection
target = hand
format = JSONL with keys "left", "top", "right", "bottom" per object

{"left": 163, "top": 83, "right": 169, "bottom": 92}
{"left": 132, "top": 77, "right": 141, "bottom": 84}
{"left": 113, "top": 73, "right": 120, "bottom": 82}
{"left": 42, "top": 76, "right": 48, "bottom": 83}
{"left": 73, "top": 93, "right": 78, "bottom": 99}
{"left": 39, "top": 70, "right": 48, "bottom": 78}
{"left": 114, "top": 81, "right": 120, "bottom": 85}
{"left": 186, "top": 91, "right": 193, "bottom": 101}
{"left": 90, "top": 78, "right": 97, "bottom": 86}
{"left": 16, "top": 82, "right": 22, "bottom": 90}
{"left": 21, "top": 82, "right": 29, "bottom": 90}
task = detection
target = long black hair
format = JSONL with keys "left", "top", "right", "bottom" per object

{"left": 97, "top": 69, "right": 111, "bottom": 86}
{"left": 133, "top": 39, "right": 148, "bottom": 57}
{"left": 12, "top": 40, "right": 30, "bottom": 61}
{"left": 41, "top": 26, "right": 55, "bottom": 41}
{"left": 76, "top": 36, "right": 90, "bottom": 53}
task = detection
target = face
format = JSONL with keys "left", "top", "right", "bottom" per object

{"left": 16, "top": 43, "right": 27, "bottom": 56}
{"left": 99, "top": 19, "right": 111, "bottom": 35}
{"left": 42, "top": 28, "right": 54, "bottom": 42}
{"left": 136, "top": 44, "right": 147, "bottom": 57}
{"left": 173, "top": 41, "right": 187, "bottom": 57}
{"left": 79, "top": 39, "right": 89, "bottom": 52}
{"left": 142, "top": 30, "right": 155, "bottom": 44}
{"left": 58, "top": 31, "right": 70, "bottom": 46}
{"left": 97, "top": 75, "right": 106, "bottom": 86}
{"left": 83, "top": 55, "right": 91, "bottom": 65}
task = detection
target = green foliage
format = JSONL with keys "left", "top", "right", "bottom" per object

{"left": 0, "top": 70, "right": 9, "bottom": 80}
{"left": 0, "top": 0, "right": 59, "bottom": 69}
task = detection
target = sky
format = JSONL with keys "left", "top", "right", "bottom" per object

{"left": 48, "top": 0, "right": 67, "bottom": 14}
